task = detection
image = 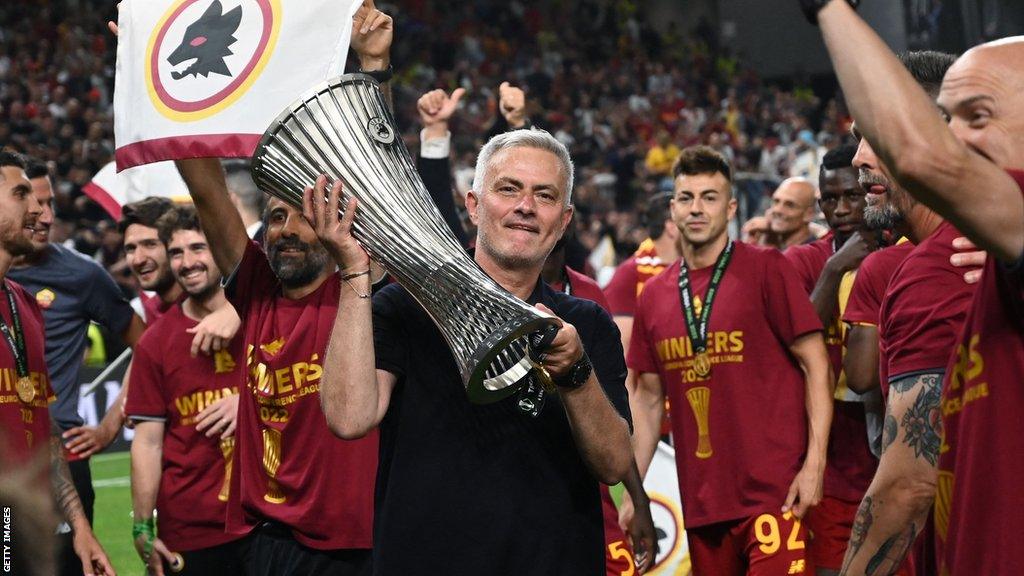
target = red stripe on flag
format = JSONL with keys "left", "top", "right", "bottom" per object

{"left": 82, "top": 182, "right": 123, "bottom": 221}
{"left": 114, "top": 134, "right": 262, "bottom": 171}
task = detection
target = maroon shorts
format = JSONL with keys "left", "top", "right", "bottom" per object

{"left": 805, "top": 495, "right": 859, "bottom": 569}
{"left": 688, "top": 510, "right": 812, "bottom": 575}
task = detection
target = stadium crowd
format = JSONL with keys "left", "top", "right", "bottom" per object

{"left": 0, "top": 0, "right": 1021, "bottom": 575}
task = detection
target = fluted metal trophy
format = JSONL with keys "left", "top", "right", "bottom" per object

{"left": 251, "top": 73, "right": 559, "bottom": 411}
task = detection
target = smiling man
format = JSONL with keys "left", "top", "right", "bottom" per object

{"left": 0, "top": 151, "right": 114, "bottom": 576}
{"left": 7, "top": 159, "right": 144, "bottom": 576}
{"left": 314, "top": 128, "right": 633, "bottom": 575}
{"left": 126, "top": 206, "right": 247, "bottom": 576}
{"left": 770, "top": 177, "right": 820, "bottom": 249}
{"left": 628, "top": 146, "right": 832, "bottom": 575}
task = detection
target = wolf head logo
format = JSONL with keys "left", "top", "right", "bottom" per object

{"left": 167, "top": 0, "right": 242, "bottom": 80}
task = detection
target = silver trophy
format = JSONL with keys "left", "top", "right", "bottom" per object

{"left": 251, "top": 73, "right": 559, "bottom": 407}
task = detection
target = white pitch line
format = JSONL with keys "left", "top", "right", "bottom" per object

{"left": 92, "top": 476, "right": 130, "bottom": 488}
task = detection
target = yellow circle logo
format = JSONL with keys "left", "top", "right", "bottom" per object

{"left": 145, "top": 0, "right": 281, "bottom": 122}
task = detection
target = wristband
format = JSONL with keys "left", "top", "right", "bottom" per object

{"left": 132, "top": 518, "right": 156, "bottom": 560}
{"left": 800, "top": 0, "right": 860, "bottom": 25}
{"left": 359, "top": 64, "right": 394, "bottom": 84}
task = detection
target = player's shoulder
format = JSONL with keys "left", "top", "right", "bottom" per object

{"left": 51, "top": 243, "right": 106, "bottom": 274}
{"left": 5, "top": 278, "right": 39, "bottom": 310}
{"left": 136, "top": 305, "right": 185, "bottom": 350}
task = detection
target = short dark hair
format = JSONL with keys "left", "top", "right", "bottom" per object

{"left": 644, "top": 191, "right": 674, "bottom": 239}
{"left": 156, "top": 205, "right": 201, "bottom": 245}
{"left": 897, "top": 51, "right": 958, "bottom": 98}
{"left": 118, "top": 196, "right": 174, "bottom": 234}
{"left": 0, "top": 151, "right": 27, "bottom": 171}
{"left": 24, "top": 159, "right": 49, "bottom": 180}
{"left": 671, "top": 145, "right": 732, "bottom": 183}
{"left": 820, "top": 144, "right": 858, "bottom": 182}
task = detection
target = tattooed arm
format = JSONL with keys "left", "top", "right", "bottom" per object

{"left": 840, "top": 371, "right": 943, "bottom": 575}
{"left": 50, "top": 421, "right": 116, "bottom": 576}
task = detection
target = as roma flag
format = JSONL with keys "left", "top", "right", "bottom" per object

{"left": 114, "top": 0, "right": 360, "bottom": 170}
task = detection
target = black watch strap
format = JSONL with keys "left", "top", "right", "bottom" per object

{"left": 554, "top": 353, "right": 593, "bottom": 390}
{"left": 359, "top": 64, "right": 394, "bottom": 84}
{"left": 800, "top": 0, "right": 859, "bottom": 25}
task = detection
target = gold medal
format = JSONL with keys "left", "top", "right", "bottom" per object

{"left": 15, "top": 376, "right": 35, "bottom": 403}
{"left": 693, "top": 352, "right": 712, "bottom": 378}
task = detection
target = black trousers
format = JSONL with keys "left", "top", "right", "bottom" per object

{"left": 58, "top": 458, "right": 95, "bottom": 576}
{"left": 163, "top": 535, "right": 252, "bottom": 576}
{"left": 248, "top": 523, "right": 371, "bottom": 576}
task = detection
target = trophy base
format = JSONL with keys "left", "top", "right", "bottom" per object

{"left": 465, "top": 312, "right": 561, "bottom": 404}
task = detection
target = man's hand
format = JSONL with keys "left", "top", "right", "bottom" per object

{"left": 950, "top": 236, "right": 987, "bottom": 284}
{"left": 782, "top": 461, "right": 824, "bottom": 519}
{"left": 73, "top": 527, "right": 116, "bottom": 576}
{"left": 186, "top": 303, "right": 241, "bottom": 356}
{"left": 498, "top": 81, "right": 527, "bottom": 129}
{"left": 533, "top": 304, "right": 582, "bottom": 379}
{"left": 133, "top": 533, "right": 176, "bottom": 576}
{"left": 62, "top": 421, "right": 118, "bottom": 458}
{"left": 827, "top": 231, "right": 873, "bottom": 274}
{"left": 303, "top": 176, "right": 370, "bottom": 273}
{"left": 418, "top": 88, "right": 466, "bottom": 130}
{"left": 627, "top": 493, "right": 657, "bottom": 573}
{"left": 194, "top": 394, "right": 239, "bottom": 439}
{"left": 351, "top": 0, "right": 392, "bottom": 70}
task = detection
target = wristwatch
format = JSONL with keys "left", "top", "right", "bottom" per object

{"left": 359, "top": 64, "right": 394, "bottom": 84}
{"left": 553, "top": 353, "right": 593, "bottom": 390}
{"left": 799, "top": 0, "right": 859, "bottom": 25}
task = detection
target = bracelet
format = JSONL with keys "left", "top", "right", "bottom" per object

{"left": 340, "top": 269, "right": 370, "bottom": 281}
{"left": 132, "top": 518, "right": 156, "bottom": 560}
{"left": 340, "top": 269, "right": 372, "bottom": 299}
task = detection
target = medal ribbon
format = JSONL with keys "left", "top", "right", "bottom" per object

{"left": 677, "top": 241, "right": 734, "bottom": 356}
{"left": 0, "top": 281, "right": 29, "bottom": 380}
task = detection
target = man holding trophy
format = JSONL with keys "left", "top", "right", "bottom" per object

{"left": 310, "top": 126, "right": 633, "bottom": 575}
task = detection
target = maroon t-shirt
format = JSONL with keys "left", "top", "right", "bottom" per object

{"left": 0, "top": 280, "right": 54, "bottom": 464}
{"left": 936, "top": 170, "right": 1024, "bottom": 575}
{"left": 628, "top": 242, "right": 822, "bottom": 527}
{"left": 604, "top": 239, "right": 667, "bottom": 316}
{"left": 878, "top": 222, "right": 976, "bottom": 394}
{"left": 843, "top": 241, "right": 915, "bottom": 326}
{"left": 225, "top": 241, "right": 377, "bottom": 550}
{"left": 785, "top": 233, "right": 877, "bottom": 502}
{"left": 141, "top": 292, "right": 182, "bottom": 325}
{"left": 125, "top": 304, "right": 245, "bottom": 551}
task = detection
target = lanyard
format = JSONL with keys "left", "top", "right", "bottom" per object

{"left": 0, "top": 281, "right": 28, "bottom": 379}
{"left": 677, "top": 241, "right": 734, "bottom": 357}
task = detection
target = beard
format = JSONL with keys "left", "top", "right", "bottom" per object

{"left": 863, "top": 202, "right": 905, "bottom": 231}
{"left": 268, "top": 237, "right": 330, "bottom": 288}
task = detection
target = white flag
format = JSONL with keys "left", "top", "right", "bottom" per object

{"left": 83, "top": 161, "right": 191, "bottom": 220}
{"left": 114, "top": 0, "right": 360, "bottom": 170}
{"left": 645, "top": 441, "right": 693, "bottom": 576}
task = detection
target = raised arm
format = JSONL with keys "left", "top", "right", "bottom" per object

{"left": 175, "top": 158, "right": 247, "bottom": 276}
{"left": 814, "top": 1, "right": 1024, "bottom": 261}
{"left": 305, "top": 177, "right": 394, "bottom": 438}
{"left": 417, "top": 87, "right": 469, "bottom": 247}
{"left": 840, "top": 371, "right": 943, "bottom": 574}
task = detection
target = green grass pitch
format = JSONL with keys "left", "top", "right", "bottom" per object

{"left": 90, "top": 451, "right": 141, "bottom": 576}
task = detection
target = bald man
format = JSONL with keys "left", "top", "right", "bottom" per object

{"left": 807, "top": 1, "right": 1024, "bottom": 573}
{"left": 771, "top": 178, "right": 819, "bottom": 249}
